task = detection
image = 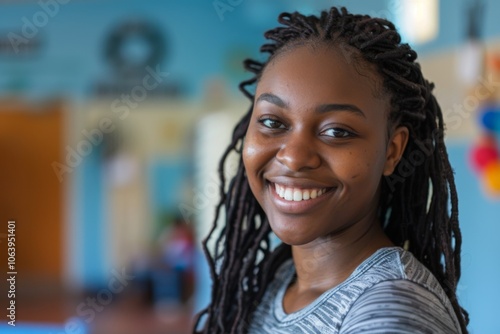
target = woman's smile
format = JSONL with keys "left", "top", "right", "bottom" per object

{"left": 267, "top": 180, "right": 336, "bottom": 214}
{"left": 273, "top": 182, "right": 329, "bottom": 202}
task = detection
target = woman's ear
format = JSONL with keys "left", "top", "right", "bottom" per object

{"left": 383, "top": 126, "right": 409, "bottom": 176}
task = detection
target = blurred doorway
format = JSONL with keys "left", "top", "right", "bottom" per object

{"left": 0, "top": 100, "right": 67, "bottom": 322}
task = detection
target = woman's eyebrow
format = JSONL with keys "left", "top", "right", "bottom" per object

{"left": 315, "top": 103, "right": 366, "bottom": 118}
{"left": 255, "top": 93, "right": 288, "bottom": 108}
{"left": 255, "top": 92, "right": 366, "bottom": 118}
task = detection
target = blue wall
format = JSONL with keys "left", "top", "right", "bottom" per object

{"left": 0, "top": 0, "right": 390, "bottom": 100}
{"left": 413, "top": 0, "right": 500, "bottom": 55}
{"left": 2, "top": 0, "right": 500, "bottom": 99}
{"left": 448, "top": 142, "right": 500, "bottom": 334}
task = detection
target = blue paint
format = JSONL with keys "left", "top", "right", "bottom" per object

{"left": 0, "top": 319, "right": 88, "bottom": 334}
{"left": 0, "top": 0, "right": 391, "bottom": 100}
{"left": 148, "top": 157, "right": 192, "bottom": 228}
{"left": 192, "top": 246, "right": 211, "bottom": 315}
{"left": 448, "top": 142, "right": 500, "bottom": 334}
{"left": 390, "top": 0, "right": 500, "bottom": 55}
{"left": 80, "top": 146, "right": 107, "bottom": 288}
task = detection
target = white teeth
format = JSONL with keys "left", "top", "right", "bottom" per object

{"left": 274, "top": 183, "right": 327, "bottom": 202}
{"left": 303, "top": 190, "right": 310, "bottom": 200}
{"left": 293, "top": 189, "right": 302, "bottom": 201}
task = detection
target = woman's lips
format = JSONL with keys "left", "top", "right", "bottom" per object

{"left": 268, "top": 182, "right": 335, "bottom": 214}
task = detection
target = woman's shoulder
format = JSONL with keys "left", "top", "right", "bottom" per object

{"left": 339, "top": 278, "right": 462, "bottom": 333}
{"left": 354, "top": 247, "right": 455, "bottom": 309}
{"left": 351, "top": 246, "right": 444, "bottom": 288}
{"left": 338, "top": 247, "right": 462, "bottom": 333}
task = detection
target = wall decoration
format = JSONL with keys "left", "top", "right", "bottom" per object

{"left": 469, "top": 53, "right": 500, "bottom": 197}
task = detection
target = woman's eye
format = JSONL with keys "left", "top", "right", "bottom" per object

{"left": 322, "top": 128, "right": 353, "bottom": 138}
{"left": 259, "top": 118, "right": 286, "bottom": 129}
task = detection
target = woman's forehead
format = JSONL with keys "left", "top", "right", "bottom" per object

{"left": 256, "top": 44, "right": 390, "bottom": 115}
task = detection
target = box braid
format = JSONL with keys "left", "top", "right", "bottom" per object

{"left": 193, "top": 7, "right": 469, "bottom": 334}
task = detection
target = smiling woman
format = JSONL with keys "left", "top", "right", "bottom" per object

{"left": 193, "top": 7, "right": 469, "bottom": 334}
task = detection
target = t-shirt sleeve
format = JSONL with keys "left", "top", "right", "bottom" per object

{"left": 339, "top": 279, "right": 462, "bottom": 334}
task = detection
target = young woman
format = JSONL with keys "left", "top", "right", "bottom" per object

{"left": 194, "top": 7, "right": 469, "bottom": 334}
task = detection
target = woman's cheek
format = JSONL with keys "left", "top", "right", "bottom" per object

{"left": 243, "top": 132, "right": 262, "bottom": 163}
{"left": 341, "top": 155, "right": 376, "bottom": 184}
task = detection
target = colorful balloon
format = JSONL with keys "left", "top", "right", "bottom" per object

{"left": 469, "top": 139, "right": 499, "bottom": 173}
{"left": 483, "top": 161, "right": 500, "bottom": 195}
{"left": 480, "top": 107, "right": 500, "bottom": 132}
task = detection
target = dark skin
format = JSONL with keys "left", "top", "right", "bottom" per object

{"left": 242, "top": 44, "right": 409, "bottom": 314}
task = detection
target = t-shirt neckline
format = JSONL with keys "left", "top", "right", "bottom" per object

{"left": 273, "top": 246, "right": 402, "bottom": 324}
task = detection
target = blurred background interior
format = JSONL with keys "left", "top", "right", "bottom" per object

{"left": 0, "top": 0, "right": 499, "bottom": 333}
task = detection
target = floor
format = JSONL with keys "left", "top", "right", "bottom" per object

{"left": 9, "top": 285, "right": 194, "bottom": 334}
{"left": 90, "top": 301, "right": 193, "bottom": 334}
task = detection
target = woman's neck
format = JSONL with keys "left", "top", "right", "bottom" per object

{"left": 289, "top": 220, "right": 393, "bottom": 293}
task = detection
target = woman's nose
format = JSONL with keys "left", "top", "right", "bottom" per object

{"left": 275, "top": 132, "right": 321, "bottom": 171}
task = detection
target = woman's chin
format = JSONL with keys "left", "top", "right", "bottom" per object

{"left": 270, "top": 225, "right": 315, "bottom": 246}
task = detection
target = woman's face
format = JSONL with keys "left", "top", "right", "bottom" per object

{"left": 242, "top": 44, "right": 408, "bottom": 246}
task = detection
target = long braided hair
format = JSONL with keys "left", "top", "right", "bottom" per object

{"left": 193, "top": 7, "right": 469, "bottom": 334}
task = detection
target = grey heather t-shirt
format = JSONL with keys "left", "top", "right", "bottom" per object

{"left": 248, "top": 247, "right": 462, "bottom": 333}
